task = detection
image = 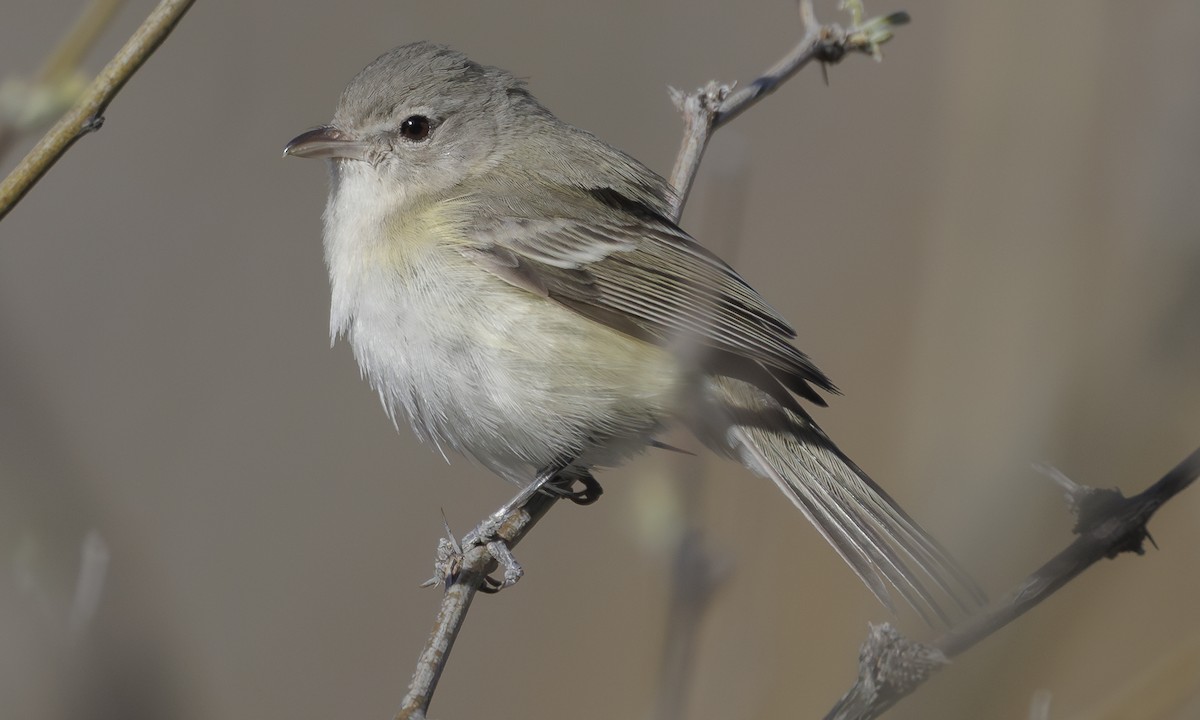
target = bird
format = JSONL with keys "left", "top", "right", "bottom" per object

{"left": 285, "top": 41, "right": 982, "bottom": 622}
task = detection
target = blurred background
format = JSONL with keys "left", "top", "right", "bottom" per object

{"left": 2, "top": 1, "right": 1199, "bottom": 718}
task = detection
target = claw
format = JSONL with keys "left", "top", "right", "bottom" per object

{"left": 548, "top": 472, "right": 605, "bottom": 505}
{"left": 478, "top": 576, "right": 505, "bottom": 594}
{"left": 486, "top": 540, "right": 524, "bottom": 589}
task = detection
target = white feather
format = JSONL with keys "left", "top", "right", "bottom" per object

{"left": 322, "top": 162, "right": 683, "bottom": 482}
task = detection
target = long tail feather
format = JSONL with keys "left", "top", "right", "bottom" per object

{"left": 691, "top": 376, "right": 984, "bottom": 623}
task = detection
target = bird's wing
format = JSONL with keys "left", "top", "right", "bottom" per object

{"left": 459, "top": 192, "right": 986, "bottom": 621}
{"left": 461, "top": 209, "right": 836, "bottom": 401}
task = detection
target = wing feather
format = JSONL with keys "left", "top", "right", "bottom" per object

{"left": 464, "top": 209, "right": 836, "bottom": 397}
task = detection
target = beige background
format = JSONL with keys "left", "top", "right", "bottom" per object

{"left": 3, "top": 1, "right": 1199, "bottom": 719}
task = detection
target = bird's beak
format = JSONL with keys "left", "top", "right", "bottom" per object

{"left": 283, "top": 125, "right": 369, "bottom": 161}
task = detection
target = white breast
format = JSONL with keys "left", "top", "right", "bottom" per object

{"left": 322, "top": 166, "right": 684, "bottom": 482}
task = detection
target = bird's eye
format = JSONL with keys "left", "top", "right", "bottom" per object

{"left": 399, "top": 115, "right": 431, "bottom": 142}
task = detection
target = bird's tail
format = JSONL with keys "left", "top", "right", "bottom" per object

{"left": 688, "top": 375, "right": 985, "bottom": 625}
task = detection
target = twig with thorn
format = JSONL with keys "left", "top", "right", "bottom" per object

{"left": 668, "top": 0, "right": 909, "bottom": 214}
{"left": 824, "top": 446, "right": 1200, "bottom": 720}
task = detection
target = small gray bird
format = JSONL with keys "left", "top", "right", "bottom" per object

{"left": 285, "top": 41, "right": 981, "bottom": 621}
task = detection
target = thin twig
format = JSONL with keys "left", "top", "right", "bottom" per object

{"left": 0, "top": 0, "right": 196, "bottom": 221}
{"left": 395, "top": 492, "right": 558, "bottom": 720}
{"left": 67, "top": 531, "right": 110, "bottom": 640}
{"left": 668, "top": 0, "right": 909, "bottom": 216}
{"left": 0, "top": 0, "right": 126, "bottom": 163}
{"left": 395, "top": 4, "right": 911, "bottom": 717}
{"left": 651, "top": 528, "right": 728, "bottom": 720}
{"left": 824, "top": 445, "right": 1200, "bottom": 720}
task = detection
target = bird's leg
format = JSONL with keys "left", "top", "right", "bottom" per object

{"left": 467, "top": 461, "right": 568, "bottom": 546}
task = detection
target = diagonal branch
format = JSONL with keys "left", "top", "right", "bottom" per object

{"left": 394, "top": 4, "right": 910, "bottom": 718}
{"left": 395, "top": 492, "right": 558, "bottom": 720}
{"left": 668, "top": 0, "right": 909, "bottom": 216}
{"left": 824, "top": 445, "right": 1200, "bottom": 720}
{"left": 0, "top": 0, "right": 196, "bottom": 222}
{"left": 0, "top": 0, "right": 127, "bottom": 164}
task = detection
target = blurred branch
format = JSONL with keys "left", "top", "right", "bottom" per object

{"left": 395, "top": 3, "right": 909, "bottom": 718}
{"left": 13, "top": 530, "right": 110, "bottom": 646}
{"left": 824, "top": 445, "right": 1200, "bottom": 720}
{"left": 67, "top": 530, "right": 110, "bottom": 640}
{"left": 36, "top": 0, "right": 127, "bottom": 87}
{"left": 668, "top": 0, "right": 909, "bottom": 215}
{"left": 651, "top": 527, "right": 728, "bottom": 720}
{"left": 0, "top": 0, "right": 195, "bottom": 222}
{"left": 0, "top": 0, "right": 126, "bottom": 163}
{"left": 650, "top": 157, "right": 746, "bottom": 720}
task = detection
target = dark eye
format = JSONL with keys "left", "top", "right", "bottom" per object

{"left": 399, "top": 115, "right": 431, "bottom": 141}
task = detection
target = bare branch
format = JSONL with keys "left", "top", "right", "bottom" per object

{"left": 825, "top": 623, "right": 948, "bottom": 720}
{"left": 67, "top": 531, "right": 110, "bottom": 640}
{"left": 825, "top": 445, "right": 1200, "bottom": 720}
{"left": 668, "top": 0, "right": 910, "bottom": 216}
{"left": 395, "top": 492, "right": 559, "bottom": 720}
{"left": 36, "top": 0, "right": 128, "bottom": 88}
{"left": 651, "top": 528, "right": 729, "bottom": 720}
{"left": 0, "top": 0, "right": 127, "bottom": 163}
{"left": 0, "top": 0, "right": 196, "bottom": 221}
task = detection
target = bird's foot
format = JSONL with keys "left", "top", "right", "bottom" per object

{"left": 421, "top": 515, "right": 525, "bottom": 593}
{"left": 420, "top": 461, "right": 583, "bottom": 592}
